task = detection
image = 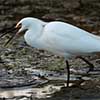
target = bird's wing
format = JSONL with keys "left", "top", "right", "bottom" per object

{"left": 43, "top": 21, "right": 96, "bottom": 40}
{"left": 42, "top": 21, "right": 100, "bottom": 54}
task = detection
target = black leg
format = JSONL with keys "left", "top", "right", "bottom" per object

{"left": 65, "top": 60, "right": 70, "bottom": 87}
{"left": 78, "top": 56, "right": 94, "bottom": 73}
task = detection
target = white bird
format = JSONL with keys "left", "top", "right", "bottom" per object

{"left": 1, "top": 17, "right": 100, "bottom": 87}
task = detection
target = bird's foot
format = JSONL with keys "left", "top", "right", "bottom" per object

{"left": 87, "top": 66, "right": 94, "bottom": 73}
{"left": 62, "top": 81, "right": 85, "bottom": 90}
{"left": 87, "top": 66, "right": 100, "bottom": 74}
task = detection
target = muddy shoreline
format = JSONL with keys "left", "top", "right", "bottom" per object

{"left": 1, "top": 0, "right": 100, "bottom": 100}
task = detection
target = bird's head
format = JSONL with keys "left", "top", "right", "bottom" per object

{"left": 15, "top": 17, "right": 36, "bottom": 36}
{"left": 0, "top": 17, "right": 41, "bottom": 46}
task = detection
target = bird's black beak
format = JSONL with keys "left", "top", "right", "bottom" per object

{"left": 0, "top": 24, "right": 21, "bottom": 47}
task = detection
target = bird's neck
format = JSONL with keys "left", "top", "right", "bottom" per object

{"left": 24, "top": 21, "right": 46, "bottom": 48}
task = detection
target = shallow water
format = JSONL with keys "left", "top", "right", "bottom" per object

{"left": 0, "top": 68, "right": 98, "bottom": 99}
{"left": 0, "top": 69, "right": 65, "bottom": 99}
{"left": 0, "top": 85, "right": 62, "bottom": 99}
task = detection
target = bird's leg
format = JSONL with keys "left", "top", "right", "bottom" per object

{"left": 78, "top": 56, "right": 94, "bottom": 73}
{"left": 65, "top": 60, "right": 70, "bottom": 87}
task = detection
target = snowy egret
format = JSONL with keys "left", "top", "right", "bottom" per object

{"left": 1, "top": 17, "right": 100, "bottom": 87}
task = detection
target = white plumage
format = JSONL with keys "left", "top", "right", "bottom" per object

{"left": 14, "top": 17, "right": 100, "bottom": 87}
{"left": 16, "top": 17, "right": 100, "bottom": 59}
